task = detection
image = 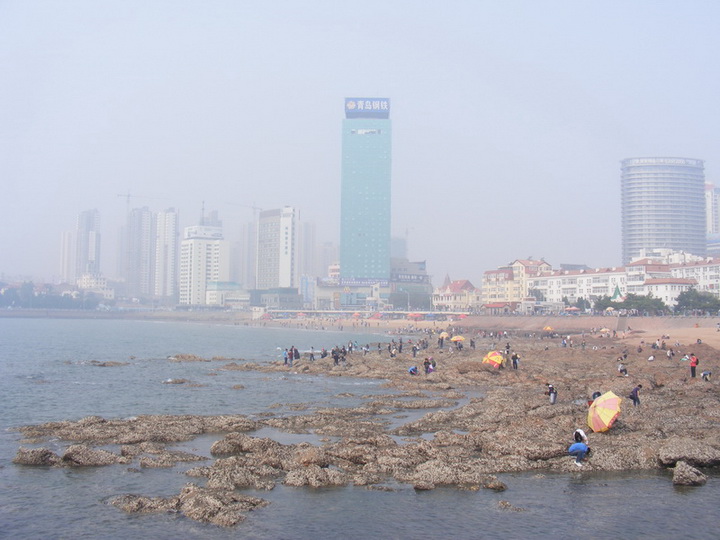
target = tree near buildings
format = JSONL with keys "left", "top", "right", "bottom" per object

{"left": 674, "top": 289, "right": 720, "bottom": 312}
{"left": 593, "top": 293, "right": 667, "bottom": 315}
{"left": 528, "top": 289, "right": 545, "bottom": 302}
{"left": 575, "top": 297, "right": 591, "bottom": 310}
{"left": 622, "top": 293, "right": 667, "bottom": 314}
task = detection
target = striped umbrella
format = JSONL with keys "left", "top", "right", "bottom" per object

{"left": 482, "top": 351, "right": 504, "bottom": 369}
{"left": 587, "top": 391, "right": 622, "bottom": 432}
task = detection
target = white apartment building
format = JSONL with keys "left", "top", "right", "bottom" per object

{"left": 256, "top": 206, "right": 297, "bottom": 289}
{"left": 671, "top": 258, "right": 720, "bottom": 297}
{"left": 179, "top": 225, "right": 229, "bottom": 305}
{"left": 528, "top": 267, "right": 627, "bottom": 304}
{"left": 643, "top": 278, "right": 697, "bottom": 307}
{"left": 76, "top": 274, "right": 115, "bottom": 300}
{"left": 625, "top": 259, "right": 672, "bottom": 294}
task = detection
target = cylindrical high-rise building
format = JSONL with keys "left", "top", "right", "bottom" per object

{"left": 621, "top": 157, "right": 705, "bottom": 264}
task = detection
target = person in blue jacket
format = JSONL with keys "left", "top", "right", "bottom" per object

{"left": 568, "top": 442, "right": 591, "bottom": 466}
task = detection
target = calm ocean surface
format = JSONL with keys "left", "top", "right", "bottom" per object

{"left": 0, "top": 318, "right": 716, "bottom": 539}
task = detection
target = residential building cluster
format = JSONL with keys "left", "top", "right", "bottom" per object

{"left": 432, "top": 250, "right": 716, "bottom": 314}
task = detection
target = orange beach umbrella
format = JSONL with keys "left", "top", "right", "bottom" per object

{"left": 587, "top": 391, "right": 622, "bottom": 432}
{"left": 482, "top": 351, "right": 503, "bottom": 369}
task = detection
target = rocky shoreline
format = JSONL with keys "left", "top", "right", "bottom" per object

{"left": 12, "top": 329, "right": 720, "bottom": 526}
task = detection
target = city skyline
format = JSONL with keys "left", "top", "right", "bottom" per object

{"left": 2, "top": 2, "right": 719, "bottom": 286}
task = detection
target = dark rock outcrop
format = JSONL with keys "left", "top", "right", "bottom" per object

{"left": 672, "top": 461, "right": 708, "bottom": 486}
{"left": 110, "top": 483, "right": 270, "bottom": 527}
{"left": 62, "top": 444, "right": 128, "bottom": 466}
{"left": 13, "top": 447, "right": 61, "bottom": 466}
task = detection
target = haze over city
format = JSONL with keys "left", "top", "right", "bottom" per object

{"left": 2, "top": 1, "right": 719, "bottom": 285}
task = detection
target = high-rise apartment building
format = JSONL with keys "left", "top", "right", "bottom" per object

{"left": 124, "top": 206, "right": 155, "bottom": 298}
{"left": 256, "top": 206, "right": 297, "bottom": 289}
{"left": 705, "top": 183, "right": 720, "bottom": 235}
{"left": 239, "top": 221, "right": 257, "bottom": 289}
{"left": 154, "top": 208, "right": 179, "bottom": 299}
{"left": 340, "top": 97, "right": 391, "bottom": 281}
{"left": 179, "top": 224, "right": 229, "bottom": 305}
{"left": 297, "top": 221, "right": 317, "bottom": 278}
{"left": 621, "top": 157, "right": 706, "bottom": 264}
{"left": 75, "top": 209, "right": 101, "bottom": 278}
{"left": 60, "top": 231, "right": 75, "bottom": 283}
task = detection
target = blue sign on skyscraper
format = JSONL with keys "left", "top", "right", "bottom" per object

{"left": 345, "top": 98, "right": 390, "bottom": 119}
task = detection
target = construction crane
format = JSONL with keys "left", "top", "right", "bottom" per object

{"left": 116, "top": 191, "right": 168, "bottom": 214}
{"left": 225, "top": 202, "right": 263, "bottom": 221}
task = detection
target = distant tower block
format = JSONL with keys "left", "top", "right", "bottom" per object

{"left": 621, "top": 157, "right": 705, "bottom": 264}
{"left": 340, "top": 97, "right": 392, "bottom": 281}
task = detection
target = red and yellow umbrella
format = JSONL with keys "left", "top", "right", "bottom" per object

{"left": 587, "top": 391, "right": 622, "bottom": 432}
{"left": 482, "top": 351, "right": 503, "bottom": 369}
{"left": 450, "top": 335, "right": 465, "bottom": 342}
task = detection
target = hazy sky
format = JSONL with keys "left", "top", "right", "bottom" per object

{"left": 2, "top": 1, "right": 719, "bottom": 286}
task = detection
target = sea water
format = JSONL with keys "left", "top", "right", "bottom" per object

{"left": 0, "top": 318, "right": 716, "bottom": 539}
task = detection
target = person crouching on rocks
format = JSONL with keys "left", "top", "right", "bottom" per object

{"left": 568, "top": 442, "right": 591, "bottom": 467}
{"left": 574, "top": 428, "right": 588, "bottom": 444}
{"left": 408, "top": 366, "right": 418, "bottom": 376}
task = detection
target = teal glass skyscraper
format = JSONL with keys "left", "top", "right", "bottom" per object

{"left": 340, "top": 97, "right": 391, "bottom": 282}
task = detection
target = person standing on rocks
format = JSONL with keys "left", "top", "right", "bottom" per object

{"left": 690, "top": 354, "right": 699, "bottom": 378}
{"left": 511, "top": 352, "right": 520, "bottom": 370}
{"left": 546, "top": 383, "right": 558, "bottom": 404}
{"left": 629, "top": 384, "right": 642, "bottom": 407}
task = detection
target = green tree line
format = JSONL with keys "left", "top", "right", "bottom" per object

{"left": 0, "top": 282, "right": 102, "bottom": 310}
